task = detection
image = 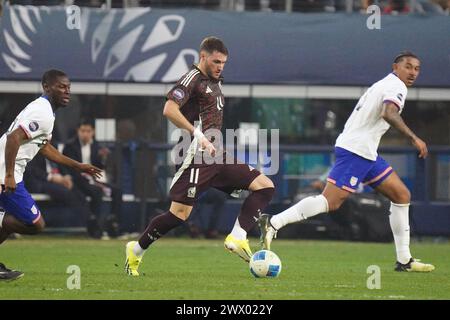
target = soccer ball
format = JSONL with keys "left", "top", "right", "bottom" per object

{"left": 249, "top": 250, "right": 282, "bottom": 278}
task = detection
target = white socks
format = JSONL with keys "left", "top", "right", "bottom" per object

{"left": 133, "top": 242, "right": 145, "bottom": 257}
{"left": 0, "top": 208, "right": 5, "bottom": 228}
{"left": 270, "top": 194, "right": 329, "bottom": 230}
{"left": 389, "top": 202, "right": 412, "bottom": 264}
{"left": 230, "top": 218, "right": 247, "bottom": 240}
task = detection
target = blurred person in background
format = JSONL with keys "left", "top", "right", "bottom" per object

{"left": 383, "top": 0, "right": 410, "bottom": 14}
{"left": 24, "top": 151, "right": 95, "bottom": 234}
{"left": 62, "top": 119, "right": 123, "bottom": 239}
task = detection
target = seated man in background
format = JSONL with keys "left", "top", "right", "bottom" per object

{"left": 24, "top": 151, "right": 96, "bottom": 237}
{"left": 62, "top": 119, "right": 123, "bottom": 239}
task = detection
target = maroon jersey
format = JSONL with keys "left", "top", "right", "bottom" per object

{"left": 166, "top": 65, "right": 225, "bottom": 132}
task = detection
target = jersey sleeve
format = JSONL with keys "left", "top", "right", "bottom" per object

{"left": 17, "top": 105, "right": 53, "bottom": 139}
{"left": 166, "top": 70, "right": 200, "bottom": 107}
{"left": 382, "top": 82, "right": 407, "bottom": 111}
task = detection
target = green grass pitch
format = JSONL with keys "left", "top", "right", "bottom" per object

{"left": 1, "top": 236, "right": 449, "bottom": 300}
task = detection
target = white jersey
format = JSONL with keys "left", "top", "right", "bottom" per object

{"left": 335, "top": 73, "right": 407, "bottom": 160}
{"left": 0, "top": 97, "right": 55, "bottom": 184}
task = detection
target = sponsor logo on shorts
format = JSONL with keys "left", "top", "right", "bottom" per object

{"left": 187, "top": 187, "right": 196, "bottom": 198}
{"left": 173, "top": 88, "right": 185, "bottom": 101}
{"left": 29, "top": 121, "right": 39, "bottom": 132}
{"left": 350, "top": 176, "right": 358, "bottom": 187}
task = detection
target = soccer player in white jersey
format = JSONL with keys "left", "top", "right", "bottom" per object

{"left": 0, "top": 69, "right": 102, "bottom": 281}
{"left": 259, "top": 52, "right": 435, "bottom": 272}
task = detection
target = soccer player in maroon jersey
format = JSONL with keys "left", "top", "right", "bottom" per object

{"left": 125, "top": 36, "right": 275, "bottom": 276}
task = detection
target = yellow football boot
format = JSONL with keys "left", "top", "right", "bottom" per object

{"left": 224, "top": 234, "right": 253, "bottom": 262}
{"left": 125, "top": 241, "right": 142, "bottom": 276}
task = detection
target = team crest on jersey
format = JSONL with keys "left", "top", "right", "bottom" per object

{"left": 31, "top": 205, "right": 39, "bottom": 215}
{"left": 397, "top": 93, "right": 403, "bottom": 102}
{"left": 173, "top": 88, "right": 185, "bottom": 101}
{"left": 29, "top": 121, "right": 39, "bottom": 132}
{"left": 187, "top": 187, "right": 197, "bottom": 198}
{"left": 349, "top": 176, "right": 358, "bottom": 187}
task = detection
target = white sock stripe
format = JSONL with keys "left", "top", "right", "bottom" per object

{"left": 0, "top": 208, "right": 4, "bottom": 228}
{"left": 391, "top": 202, "right": 410, "bottom": 207}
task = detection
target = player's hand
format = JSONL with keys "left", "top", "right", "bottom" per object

{"left": 200, "top": 137, "right": 216, "bottom": 157}
{"left": 4, "top": 174, "right": 16, "bottom": 193}
{"left": 411, "top": 136, "right": 428, "bottom": 159}
{"left": 77, "top": 163, "right": 103, "bottom": 179}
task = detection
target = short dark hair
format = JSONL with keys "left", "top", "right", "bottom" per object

{"left": 200, "top": 36, "right": 228, "bottom": 56}
{"left": 394, "top": 51, "right": 419, "bottom": 64}
{"left": 78, "top": 118, "right": 95, "bottom": 128}
{"left": 41, "top": 69, "right": 67, "bottom": 86}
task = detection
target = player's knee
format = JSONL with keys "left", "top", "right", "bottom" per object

{"left": 32, "top": 218, "right": 46, "bottom": 234}
{"left": 325, "top": 197, "right": 345, "bottom": 212}
{"left": 327, "top": 201, "right": 342, "bottom": 212}
{"left": 263, "top": 177, "right": 275, "bottom": 189}
{"left": 393, "top": 188, "right": 411, "bottom": 204}
{"left": 169, "top": 204, "right": 192, "bottom": 221}
{"left": 251, "top": 174, "right": 274, "bottom": 190}
{"left": 33, "top": 225, "right": 44, "bottom": 234}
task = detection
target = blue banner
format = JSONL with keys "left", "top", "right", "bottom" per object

{"left": 1, "top": 5, "right": 449, "bottom": 86}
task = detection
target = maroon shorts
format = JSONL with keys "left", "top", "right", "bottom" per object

{"left": 169, "top": 160, "right": 261, "bottom": 206}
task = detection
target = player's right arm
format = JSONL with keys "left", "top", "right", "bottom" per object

{"left": 163, "top": 99, "right": 216, "bottom": 157}
{"left": 381, "top": 102, "right": 428, "bottom": 158}
{"left": 4, "top": 127, "right": 28, "bottom": 192}
{"left": 39, "top": 143, "right": 103, "bottom": 179}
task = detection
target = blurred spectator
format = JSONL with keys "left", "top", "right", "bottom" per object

{"left": 219, "top": 0, "right": 245, "bottom": 11}
{"left": 24, "top": 151, "right": 97, "bottom": 236}
{"left": 72, "top": 0, "right": 104, "bottom": 7}
{"left": 359, "top": 0, "right": 375, "bottom": 12}
{"left": 62, "top": 119, "right": 123, "bottom": 239}
{"left": 187, "top": 188, "right": 228, "bottom": 239}
{"left": 293, "top": 0, "right": 334, "bottom": 12}
{"left": 383, "top": 0, "right": 410, "bottom": 14}
{"left": 416, "top": 0, "right": 448, "bottom": 13}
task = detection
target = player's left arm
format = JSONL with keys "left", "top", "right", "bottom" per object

{"left": 39, "top": 142, "right": 103, "bottom": 179}
{"left": 381, "top": 102, "right": 428, "bottom": 158}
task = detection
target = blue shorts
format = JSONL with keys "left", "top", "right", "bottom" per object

{"left": 327, "top": 147, "right": 393, "bottom": 193}
{"left": 0, "top": 182, "right": 41, "bottom": 225}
